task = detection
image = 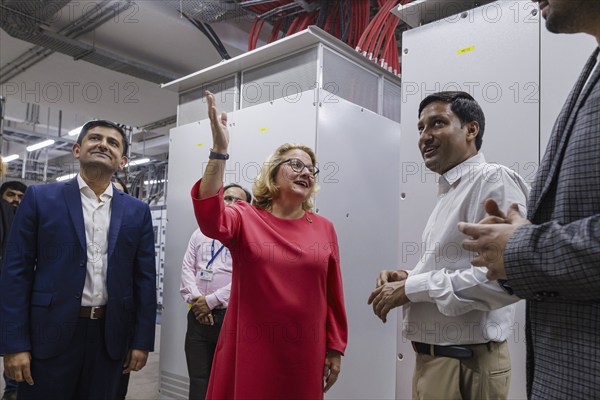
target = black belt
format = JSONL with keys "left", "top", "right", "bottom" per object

{"left": 80, "top": 306, "right": 106, "bottom": 319}
{"left": 412, "top": 341, "right": 476, "bottom": 359}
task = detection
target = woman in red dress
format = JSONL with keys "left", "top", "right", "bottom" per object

{"left": 191, "top": 91, "right": 348, "bottom": 399}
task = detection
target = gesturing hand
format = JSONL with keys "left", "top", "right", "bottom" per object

{"left": 458, "top": 200, "right": 530, "bottom": 280}
{"left": 206, "top": 91, "right": 229, "bottom": 153}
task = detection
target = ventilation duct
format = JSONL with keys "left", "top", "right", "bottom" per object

{"left": 0, "top": 0, "right": 179, "bottom": 84}
{"left": 162, "top": 0, "right": 247, "bottom": 23}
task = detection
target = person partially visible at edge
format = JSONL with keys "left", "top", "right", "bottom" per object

{"left": 0, "top": 181, "right": 27, "bottom": 210}
{"left": 458, "top": 1, "right": 600, "bottom": 399}
{"left": 0, "top": 167, "right": 20, "bottom": 400}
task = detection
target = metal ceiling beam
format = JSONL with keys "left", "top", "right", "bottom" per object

{"left": 0, "top": 0, "right": 180, "bottom": 84}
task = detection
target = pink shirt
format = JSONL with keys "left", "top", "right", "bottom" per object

{"left": 179, "top": 228, "right": 232, "bottom": 309}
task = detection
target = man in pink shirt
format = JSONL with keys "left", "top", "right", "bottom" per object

{"left": 180, "top": 183, "right": 250, "bottom": 400}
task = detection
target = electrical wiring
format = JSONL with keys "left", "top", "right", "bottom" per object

{"left": 251, "top": 18, "right": 266, "bottom": 50}
{"left": 338, "top": 0, "right": 345, "bottom": 42}
{"left": 180, "top": 11, "right": 231, "bottom": 60}
{"left": 285, "top": 13, "right": 301, "bottom": 36}
{"left": 357, "top": 0, "right": 389, "bottom": 57}
{"left": 347, "top": 0, "right": 354, "bottom": 47}
{"left": 315, "top": 0, "right": 328, "bottom": 29}
{"left": 248, "top": 17, "right": 259, "bottom": 50}
{"left": 375, "top": 3, "right": 399, "bottom": 64}
{"left": 374, "top": 0, "right": 399, "bottom": 57}
{"left": 348, "top": 0, "right": 368, "bottom": 49}
{"left": 323, "top": 1, "right": 336, "bottom": 35}
{"left": 342, "top": 0, "right": 351, "bottom": 43}
{"left": 268, "top": 18, "right": 284, "bottom": 43}
{"left": 240, "top": 0, "right": 414, "bottom": 75}
{"left": 204, "top": 23, "right": 231, "bottom": 59}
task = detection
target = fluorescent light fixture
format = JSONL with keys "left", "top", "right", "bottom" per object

{"left": 144, "top": 179, "right": 166, "bottom": 185}
{"left": 26, "top": 139, "right": 55, "bottom": 152}
{"left": 56, "top": 173, "right": 77, "bottom": 181}
{"left": 68, "top": 125, "right": 84, "bottom": 136}
{"left": 2, "top": 154, "right": 20, "bottom": 162}
{"left": 127, "top": 158, "right": 150, "bottom": 166}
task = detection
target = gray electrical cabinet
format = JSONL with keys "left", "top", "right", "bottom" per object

{"left": 160, "top": 27, "right": 402, "bottom": 400}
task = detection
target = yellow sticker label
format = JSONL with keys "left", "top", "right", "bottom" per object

{"left": 457, "top": 46, "right": 475, "bottom": 55}
{"left": 259, "top": 127, "right": 269, "bottom": 133}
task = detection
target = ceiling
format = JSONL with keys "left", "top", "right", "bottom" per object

{"left": 0, "top": 0, "right": 262, "bottom": 181}
{"left": 1, "top": 0, "right": 434, "bottom": 185}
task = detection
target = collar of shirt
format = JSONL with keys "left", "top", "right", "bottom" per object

{"left": 77, "top": 173, "right": 113, "bottom": 202}
{"left": 438, "top": 152, "right": 486, "bottom": 195}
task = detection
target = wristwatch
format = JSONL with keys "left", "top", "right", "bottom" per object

{"left": 209, "top": 149, "right": 229, "bottom": 160}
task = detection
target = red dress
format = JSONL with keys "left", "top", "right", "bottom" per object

{"left": 192, "top": 181, "right": 348, "bottom": 399}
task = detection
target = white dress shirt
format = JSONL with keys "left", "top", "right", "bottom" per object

{"left": 78, "top": 174, "right": 112, "bottom": 307}
{"left": 180, "top": 228, "right": 232, "bottom": 310}
{"left": 403, "top": 153, "right": 529, "bottom": 345}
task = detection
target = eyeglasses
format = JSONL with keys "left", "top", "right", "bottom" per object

{"left": 224, "top": 195, "right": 245, "bottom": 203}
{"left": 275, "top": 158, "right": 319, "bottom": 177}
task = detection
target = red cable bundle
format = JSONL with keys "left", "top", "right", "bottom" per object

{"left": 354, "top": 0, "right": 415, "bottom": 75}
{"left": 374, "top": 5, "right": 399, "bottom": 65}
{"left": 323, "top": 1, "right": 339, "bottom": 36}
{"left": 357, "top": 0, "right": 393, "bottom": 57}
{"left": 268, "top": 18, "right": 284, "bottom": 43}
{"left": 245, "top": 0, "right": 414, "bottom": 71}
{"left": 248, "top": 17, "right": 266, "bottom": 50}
{"left": 347, "top": 1, "right": 370, "bottom": 49}
{"left": 298, "top": 11, "right": 317, "bottom": 32}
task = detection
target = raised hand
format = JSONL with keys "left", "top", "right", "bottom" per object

{"left": 206, "top": 91, "right": 229, "bottom": 153}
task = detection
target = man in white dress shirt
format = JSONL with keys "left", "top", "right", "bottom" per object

{"left": 369, "top": 91, "right": 529, "bottom": 399}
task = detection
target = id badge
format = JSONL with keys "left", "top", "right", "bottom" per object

{"left": 198, "top": 269, "right": 214, "bottom": 281}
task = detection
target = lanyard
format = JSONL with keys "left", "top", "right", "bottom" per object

{"left": 206, "top": 240, "right": 225, "bottom": 271}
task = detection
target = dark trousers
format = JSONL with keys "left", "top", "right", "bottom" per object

{"left": 17, "top": 318, "right": 122, "bottom": 400}
{"left": 3, "top": 373, "right": 18, "bottom": 394}
{"left": 184, "top": 309, "right": 225, "bottom": 400}
{"left": 114, "top": 372, "right": 130, "bottom": 400}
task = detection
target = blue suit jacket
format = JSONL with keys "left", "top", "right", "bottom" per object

{"left": 0, "top": 178, "right": 156, "bottom": 360}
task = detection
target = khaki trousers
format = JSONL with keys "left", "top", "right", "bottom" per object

{"left": 412, "top": 341, "right": 511, "bottom": 400}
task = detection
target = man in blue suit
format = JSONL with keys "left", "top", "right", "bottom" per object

{"left": 0, "top": 120, "right": 157, "bottom": 400}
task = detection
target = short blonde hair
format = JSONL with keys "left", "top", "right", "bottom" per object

{"left": 252, "top": 143, "right": 319, "bottom": 212}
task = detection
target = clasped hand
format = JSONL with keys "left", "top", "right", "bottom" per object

{"left": 368, "top": 270, "right": 409, "bottom": 323}
{"left": 191, "top": 296, "right": 214, "bottom": 325}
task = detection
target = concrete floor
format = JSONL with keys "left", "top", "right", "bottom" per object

{"left": 1, "top": 324, "right": 161, "bottom": 400}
